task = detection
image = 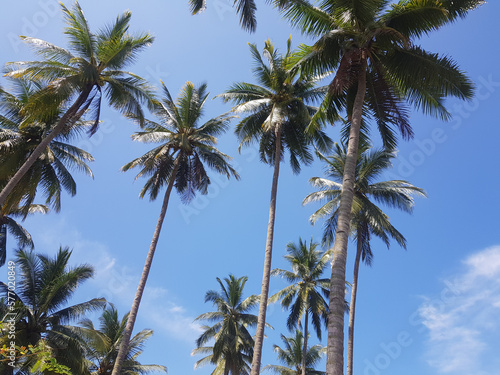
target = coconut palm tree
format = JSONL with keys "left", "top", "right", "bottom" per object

{"left": 272, "top": 1, "right": 481, "bottom": 372}
{"left": 262, "top": 330, "right": 325, "bottom": 375}
{"left": 114, "top": 81, "right": 239, "bottom": 375}
{"left": 0, "top": 247, "right": 106, "bottom": 374}
{"left": 218, "top": 38, "right": 331, "bottom": 375}
{"left": 189, "top": 0, "right": 258, "bottom": 32}
{"left": 269, "top": 238, "right": 330, "bottom": 375}
{"left": 0, "top": 1, "right": 155, "bottom": 209}
{"left": 193, "top": 275, "right": 260, "bottom": 375}
{"left": 303, "top": 143, "right": 426, "bottom": 375}
{"left": 72, "top": 305, "right": 167, "bottom": 375}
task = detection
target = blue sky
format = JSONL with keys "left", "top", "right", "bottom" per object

{"left": 1, "top": 1, "right": 499, "bottom": 375}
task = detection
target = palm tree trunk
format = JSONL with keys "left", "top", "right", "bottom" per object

{"left": 0, "top": 86, "right": 93, "bottom": 209}
{"left": 302, "top": 308, "right": 309, "bottom": 375}
{"left": 346, "top": 232, "right": 363, "bottom": 375}
{"left": 250, "top": 127, "right": 282, "bottom": 375}
{"left": 0, "top": 223, "right": 7, "bottom": 267}
{"left": 112, "top": 159, "right": 180, "bottom": 375}
{"left": 326, "top": 53, "right": 367, "bottom": 375}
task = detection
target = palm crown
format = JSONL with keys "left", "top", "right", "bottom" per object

{"left": 193, "top": 275, "right": 260, "bottom": 375}
{"left": 74, "top": 305, "right": 167, "bottom": 375}
{"left": 263, "top": 330, "right": 326, "bottom": 375}
{"left": 0, "top": 247, "right": 106, "bottom": 373}
{"left": 6, "top": 1, "right": 155, "bottom": 131}
{"left": 275, "top": 0, "right": 480, "bottom": 148}
{"left": 218, "top": 38, "right": 332, "bottom": 173}
{"left": 304, "top": 143, "right": 426, "bottom": 250}
{"left": 270, "top": 238, "right": 330, "bottom": 340}
{"left": 122, "top": 81, "right": 240, "bottom": 202}
{"left": 0, "top": 79, "right": 93, "bottom": 217}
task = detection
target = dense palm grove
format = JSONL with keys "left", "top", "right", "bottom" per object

{"left": 0, "top": 1, "right": 485, "bottom": 374}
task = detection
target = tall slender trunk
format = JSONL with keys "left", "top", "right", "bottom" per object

{"left": 0, "top": 223, "right": 7, "bottom": 267}
{"left": 0, "top": 86, "right": 92, "bottom": 208}
{"left": 250, "top": 127, "right": 282, "bottom": 375}
{"left": 112, "top": 160, "right": 180, "bottom": 375}
{"left": 302, "top": 307, "right": 309, "bottom": 375}
{"left": 346, "top": 231, "right": 363, "bottom": 375}
{"left": 326, "top": 53, "right": 367, "bottom": 375}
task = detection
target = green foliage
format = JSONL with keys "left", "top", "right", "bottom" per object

{"left": 123, "top": 81, "right": 240, "bottom": 203}
{"left": 0, "top": 342, "right": 72, "bottom": 375}
{"left": 0, "top": 247, "right": 106, "bottom": 373}
{"left": 273, "top": 0, "right": 479, "bottom": 149}
{"left": 5, "top": 1, "right": 155, "bottom": 131}
{"left": 72, "top": 305, "right": 167, "bottom": 374}
{"left": 193, "top": 275, "right": 260, "bottom": 375}
{"left": 189, "top": 0, "right": 258, "bottom": 32}
{"left": 262, "top": 330, "right": 326, "bottom": 375}
{"left": 270, "top": 238, "right": 330, "bottom": 340}
{"left": 218, "top": 39, "right": 332, "bottom": 174}
{"left": 0, "top": 79, "right": 93, "bottom": 217}
{"left": 303, "top": 143, "right": 426, "bottom": 250}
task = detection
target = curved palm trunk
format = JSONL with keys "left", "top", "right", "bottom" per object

{"left": 250, "top": 127, "right": 282, "bottom": 375}
{"left": 0, "top": 86, "right": 93, "bottom": 208}
{"left": 346, "top": 231, "right": 363, "bottom": 375}
{"left": 112, "top": 160, "right": 180, "bottom": 375}
{"left": 302, "top": 308, "right": 309, "bottom": 375}
{"left": 326, "top": 54, "right": 367, "bottom": 375}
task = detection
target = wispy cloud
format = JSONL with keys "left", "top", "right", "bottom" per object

{"left": 28, "top": 217, "right": 202, "bottom": 344}
{"left": 419, "top": 245, "right": 500, "bottom": 374}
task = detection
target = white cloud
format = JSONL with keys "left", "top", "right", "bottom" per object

{"left": 418, "top": 245, "right": 500, "bottom": 374}
{"left": 88, "top": 246, "right": 203, "bottom": 344}
{"left": 465, "top": 246, "right": 500, "bottom": 278}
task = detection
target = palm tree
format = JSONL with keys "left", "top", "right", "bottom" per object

{"left": 262, "top": 330, "right": 325, "bottom": 375}
{"left": 272, "top": 1, "right": 481, "bottom": 372}
{"left": 269, "top": 238, "right": 330, "bottom": 375}
{"left": 114, "top": 81, "right": 239, "bottom": 375}
{"left": 72, "top": 305, "right": 167, "bottom": 375}
{"left": 0, "top": 1, "right": 155, "bottom": 209}
{"left": 189, "top": 0, "right": 258, "bottom": 32}
{"left": 193, "top": 275, "right": 259, "bottom": 375}
{"left": 0, "top": 247, "right": 106, "bottom": 374}
{"left": 218, "top": 38, "right": 331, "bottom": 375}
{"left": 303, "top": 143, "right": 426, "bottom": 375}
